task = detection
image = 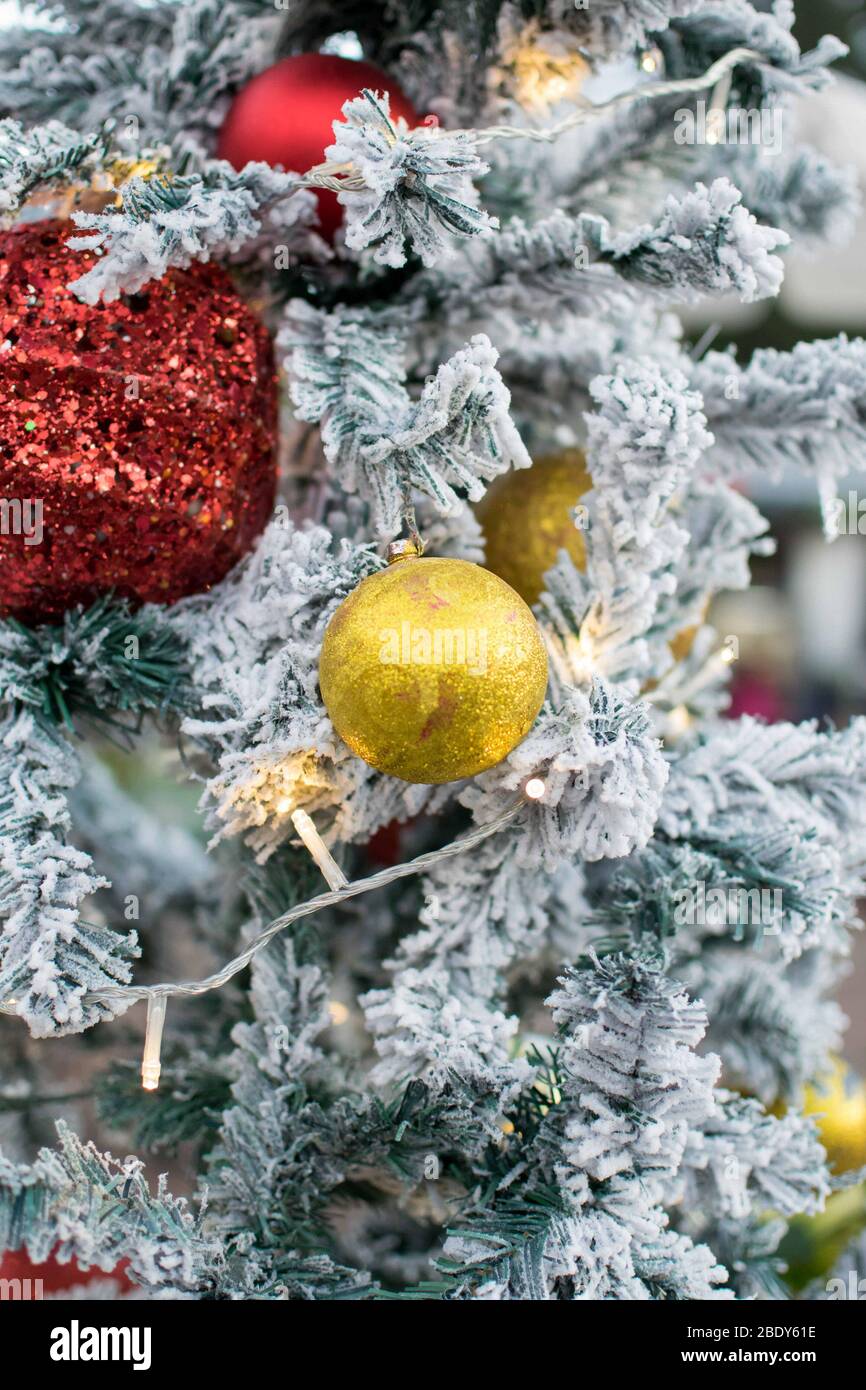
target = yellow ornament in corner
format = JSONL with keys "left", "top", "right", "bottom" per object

{"left": 475, "top": 448, "right": 592, "bottom": 606}
{"left": 801, "top": 1056, "right": 866, "bottom": 1175}
{"left": 319, "top": 548, "right": 548, "bottom": 784}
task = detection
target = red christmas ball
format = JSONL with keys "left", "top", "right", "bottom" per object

{"left": 0, "top": 220, "right": 278, "bottom": 624}
{"left": 0, "top": 1245, "right": 134, "bottom": 1294}
{"left": 217, "top": 53, "right": 419, "bottom": 240}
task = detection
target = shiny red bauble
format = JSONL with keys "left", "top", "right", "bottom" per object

{"left": 0, "top": 220, "right": 278, "bottom": 624}
{"left": 217, "top": 53, "right": 419, "bottom": 240}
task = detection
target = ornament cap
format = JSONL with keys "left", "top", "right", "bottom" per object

{"left": 387, "top": 537, "right": 425, "bottom": 564}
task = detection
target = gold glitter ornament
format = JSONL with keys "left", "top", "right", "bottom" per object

{"left": 319, "top": 550, "right": 549, "bottom": 784}
{"left": 475, "top": 449, "right": 592, "bottom": 606}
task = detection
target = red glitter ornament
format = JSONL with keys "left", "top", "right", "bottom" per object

{"left": 0, "top": 1245, "right": 135, "bottom": 1295}
{"left": 217, "top": 53, "right": 419, "bottom": 241}
{"left": 0, "top": 220, "right": 278, "bottom": 625}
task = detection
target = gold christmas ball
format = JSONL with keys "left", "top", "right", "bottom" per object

{"left": 475, "top": 449, "right": 592, "bottom": 606}
{"left": 319, "top": 553, "right": 549, "bottom": 784}
{"left": 802, "top": 1057, "right": 866, "bottom": 1174}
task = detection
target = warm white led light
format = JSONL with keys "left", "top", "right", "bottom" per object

{"left": 141, "top": 995, "right": 167, "bottom": 1091}
{"left": 291, "top": 808, "right": 349, "bottom": 891}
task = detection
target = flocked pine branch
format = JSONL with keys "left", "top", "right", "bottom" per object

{"left": 283, "top": 302, "right": 529, "bottom": 535}
{"left": 688, "top": 1090, "right": 832, "bottom": 1215}
{"left": 0, "top": 599, "right": 192, "bottom": 1035}
{"left": 699, "top": 955, "right": 845, "bottom": 1104}
{"left": 579, "top": 177, "right": 788, "bottom": 304}
{"left": 0, "top": 118, "right": 107, "bottom": 216}
{"left": 0, "top": 0, "right": 862, "bottom": 1307}
{"left": 692, "top": 336, "right": 866, "bottom": 534}
{"left": 673, "top": 1089, "right": 829, "bottom": 1278}
{"left": 0, "top": 596, "right": 190, "bottom": 730}
{"left": 69, "top": 753, "right": 219, "bottom": 920}
{"left": 364, "top": 680, "right": 667, "bottom": 1097}
{"left": 420, "top": 210, "right": 639, "bottom": 325}
{"left": 435, "top": 952, "right": 730, "bottom": 1300}
{"left": 327, "top": 88, "right": 497, "bottom": 268}
{"left": 463, "top": 681, "right": 668, "bottom": 865}
{"left": 659, "top": 715, "right": 866, "bottom": 852}
{"left": 664, "top": 2, "right": 847, "bottom": 98}
{"left": 709, "top": 143, "right": 860, "bottom": 252}
{"left": 0, "top": 0, "right": 282, "bottom": 148}
{"left": 67, "top": 161, "right": 323, "bottom": 302}
{"left": 600, "top": 827, "right": 845, "bottom": 963}
{"left": 203, "top": 938, "right": 374, "bottom": 1298}
{"left": 539, "top": 358, "right": 712, "bottom": 687}
{"left": 563, "top": 0, "right": 705, "bottom": 56}
{"left": 0, "top": 1120, "right": 218, "bottom": 1294}
{"left": 0, "top": 712, "right": 138, "bottom": 1036}
{"left": 563, "top": 115, "right": 858, "bottom": 265}
{"left": 648, "top": 478, "right": 773, "bottom": 651}
{"left": 208, "top": 925, "right": 522, "bottom": 1296}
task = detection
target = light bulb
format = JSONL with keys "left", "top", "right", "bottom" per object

{"left": 141, "top": 996, "right": 167, "bottom": 1091}
{"left": 667, "top": 705, "right": 693, "bottom": 737}
{"left": 291, "top": 808, "right": 349, "bottom": 891}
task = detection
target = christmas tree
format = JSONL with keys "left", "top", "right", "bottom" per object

{"left": 1, "top": 0, "right": 866, "bottom": 1303}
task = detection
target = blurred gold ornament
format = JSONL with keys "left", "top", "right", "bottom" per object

{"left": 802, "top": 1057, "right": 866, "bottom": 1175}
{"left": 668, "top": 599, "right": 712, "bottom": 664}
{"left": 319, "top": 550, "right": 548, "bottom": 783}
{"left": 642, "top": 603, "right": 711, "bottom": 697}
{"left": 669, "top": 622, "right": 700, "bottom": 664}
{"left": 476, "top": 449, "right": 592, "bottom": 606}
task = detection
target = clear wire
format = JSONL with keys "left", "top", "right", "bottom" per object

{"left": 76, "top": 797, "right": 527, "bottom": 1009}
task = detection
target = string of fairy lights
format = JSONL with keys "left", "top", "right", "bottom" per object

{"left": 0, "top": 43, "right": 763, "bottom": 1087}
{"left": 304, "top": 48, "right": 762, "bottom": 191}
